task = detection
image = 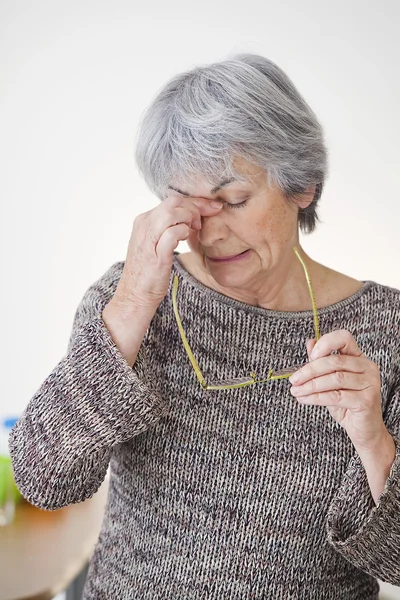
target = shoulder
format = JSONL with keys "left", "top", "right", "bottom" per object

{"left": 363, "top": 278, "right": 400, "bottom": 313}
{"left": 326, "top": 270, "right": 400, "bottom": 341}
{"left": 318, "top": 271, "right": 363, "bottom": 307}
{"left": 316, "top": 265, "right": 400, "bottom": 312}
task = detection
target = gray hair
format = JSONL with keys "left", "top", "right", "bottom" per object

{"left": 134, "top": 53, "right": 328, "bottom": 234}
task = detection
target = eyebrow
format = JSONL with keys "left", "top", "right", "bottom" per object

{"left": 167, "top": 178, "right": 236, "bottom": 196}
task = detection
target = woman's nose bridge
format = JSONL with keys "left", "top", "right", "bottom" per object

{"left": 198, "top": 210, "right": 227, "bottom": 242}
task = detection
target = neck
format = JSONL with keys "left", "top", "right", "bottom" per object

{"left": 197, "top": 245, "right": 324, "bottom": 312}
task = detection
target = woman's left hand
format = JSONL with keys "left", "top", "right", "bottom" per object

{"left": 289, "top": 329, "right": 387, "bottom": 453}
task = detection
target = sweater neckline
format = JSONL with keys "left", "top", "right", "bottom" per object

{"left": 172, "top": 252, "right": 377, "bottom": 320}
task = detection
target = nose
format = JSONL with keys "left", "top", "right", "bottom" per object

{"left": 197, "top": 211, "right": 227, "bottom": 246}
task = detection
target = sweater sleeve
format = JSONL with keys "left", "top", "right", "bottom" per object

{"left": 8, "top": 262, "right": 168, "bottom": 511}
{"left": 326, "top": 374, "right": 400, "bottom": 585}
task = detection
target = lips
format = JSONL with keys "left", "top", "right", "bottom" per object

{"left": 208, "top": 249, "right": 249, "bottom": 261}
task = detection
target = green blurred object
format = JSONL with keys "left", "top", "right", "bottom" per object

{"left": 0, "top": 416, "right": 23, "bottom": 525}
{"left": 0, "top": 455, "right": 22, "bottom": 505}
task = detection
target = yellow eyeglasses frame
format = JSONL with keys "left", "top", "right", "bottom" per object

{"left": 172, "top": 246, "right": 320, "bottom": 390}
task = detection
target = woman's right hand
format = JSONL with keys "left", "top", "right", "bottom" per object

{"left": 112, "top": 193, "right": 223, "bottom": 310}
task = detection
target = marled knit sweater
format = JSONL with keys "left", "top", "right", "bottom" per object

{"left": 9, "top": 252, "right": 400, "bottom": 599}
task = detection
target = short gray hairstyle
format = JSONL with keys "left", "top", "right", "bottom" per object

{"left": 134, "top": 53, "right": 328, "bottom": 234}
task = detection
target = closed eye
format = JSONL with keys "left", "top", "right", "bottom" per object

{"left": 172, "top": 190, "right": 250, "bottom": 210}
{"left": 226, "top": 198, "right": 250, "bottom": 209}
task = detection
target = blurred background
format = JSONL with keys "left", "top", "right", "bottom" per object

{"left": 1, "top": 0, "right": 399, "bottom": 598}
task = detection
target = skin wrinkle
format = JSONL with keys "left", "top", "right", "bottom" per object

{"left": 174, "top": 156, "right": 363, "bottom": 311}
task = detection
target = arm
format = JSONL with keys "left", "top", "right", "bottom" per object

{"left": 358, "top": 430, "right": 396, "bottom": 506}
{"left": 9, "top": 262, "right": 168, "bottom": 510}
{"left": 326, "top": 377, "right": 400, "bottom": 585}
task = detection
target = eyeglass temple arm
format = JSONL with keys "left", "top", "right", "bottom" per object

{"left": 172, "top": 275, "right": 207, "bottom": 387}
{"left": 293, "top": 246, "right": 320, "bottom": 341}
{"left": 172, "top": 247, "right": 320, "bottom": 387}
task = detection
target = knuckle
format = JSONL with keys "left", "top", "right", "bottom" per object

{"left": 343, "top": 330, "right": 353, "bottom": 342}
{"left": 329, "top": 353, "right": 343, "bottom": 370}
{"left": 166, "top": 195, "right": 181, "bottom": 208}
{"left": 334, "top": 389, "right": 342, "bottom": 403}
{"left": 336, "top": 369, "right": 345, "bottom": 386}
{"left": 181, "top": 223, "right": 190, "bottom": 235}
{"left": 163, "top": 204, "right": 177, "bottom": 218}
{"left": 133, "top": 213, "right": 145, "bottom": 228}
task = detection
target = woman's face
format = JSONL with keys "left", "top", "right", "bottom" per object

{"left": 173, "top": 156, "right": 314, "bottom": 293}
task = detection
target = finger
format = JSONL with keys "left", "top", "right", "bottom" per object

{"left": 164, "top": 192, "right": 223, "bottom": 214}
{"left": 289, "top": 353, "right": 367, "bottom": 385}
{"left": 293, "top": 388, "right": 363, "bottom": 409}
{"left": 156, "top": 223, "right": 192, "bottom": 259}
{"left": 310, "top": 329, "right": 364, "bottom": 360}
{"left": 163, "top": 191, "right": 223, "bottom": 212}
{"left": 190, "top": 197, "right": 224, "bottom": 226}
{"left": 290, "top": 370, "right": 368, "bottom": 398}
{"left": 306, "top": 339, "right": 316, "bottom": 361}
{"left": 152, "top": 197, "right": 222, "bottom": 242}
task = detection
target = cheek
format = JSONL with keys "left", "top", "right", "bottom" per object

{"left": 255, "top": 204, "right": 295, "bottom": 237}
{"left": 247, "top": 209, "right": 294, "bottom": 254}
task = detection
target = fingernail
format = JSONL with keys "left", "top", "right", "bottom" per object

{"left": 211, "top": 201, "right": 223, "bottom": 208}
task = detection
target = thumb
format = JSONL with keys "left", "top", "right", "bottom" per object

{"left": 306, "top": 338, "right": 317, "bottom": 361}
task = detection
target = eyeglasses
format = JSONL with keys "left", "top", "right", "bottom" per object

{"left": 172, "top": 246, "right": 320, "bottom": 390}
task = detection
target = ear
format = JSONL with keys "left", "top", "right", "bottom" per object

{"left": 296, "top": 184, "right": 317, "bottom": 210}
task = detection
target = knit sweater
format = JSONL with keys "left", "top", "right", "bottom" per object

{"left": 9, "top": 252, "right": 400, "bottom": 599}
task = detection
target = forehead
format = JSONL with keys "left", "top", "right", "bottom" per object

{"left": 169, "top": 156, "right": 266, "bottom": 195}
{"left": 232, "top": 155, "right": 265, "bottom": 180}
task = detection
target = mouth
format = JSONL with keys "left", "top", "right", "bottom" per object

{"left": 207, "top": 249, "right": 250, "bottom": 263}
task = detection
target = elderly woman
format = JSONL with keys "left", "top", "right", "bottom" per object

{"left": 9, "top": 54, "right": 400, "bottom": 599}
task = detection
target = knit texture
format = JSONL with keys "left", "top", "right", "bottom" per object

{"left": 9, "top": 252, "right": 400, "bottom": 599}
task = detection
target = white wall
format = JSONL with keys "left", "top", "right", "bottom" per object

{"left": 2, "top": 1, "right": 399, "bottom": 597}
